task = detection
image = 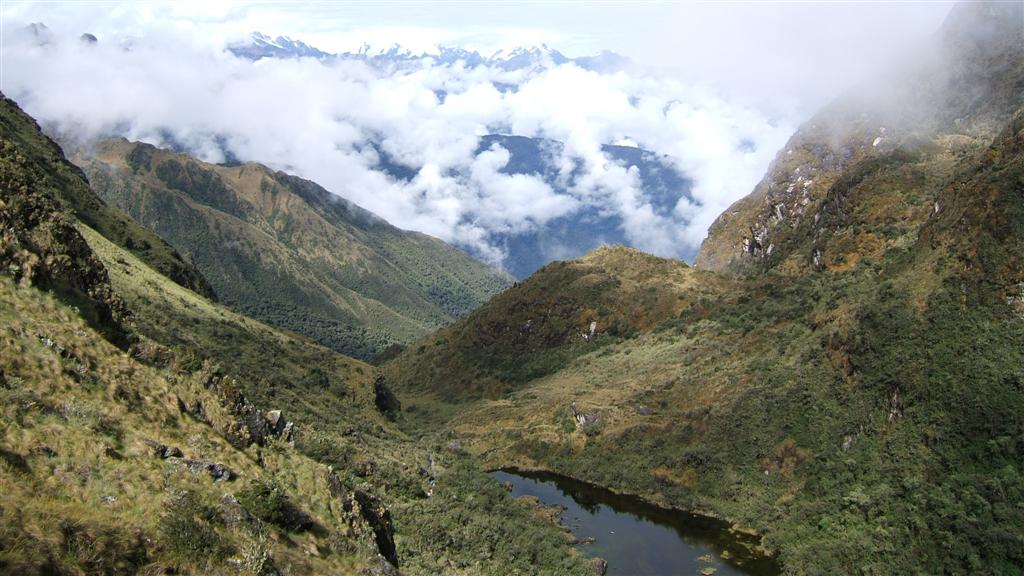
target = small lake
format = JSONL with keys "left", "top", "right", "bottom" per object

{"left": 490, "top": 469, "right": 780, "bottom": 576}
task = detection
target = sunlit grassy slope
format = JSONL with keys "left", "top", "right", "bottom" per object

{"left": 1, "top": 89, "right": 592, "bottom": 575}
{"left": 385, "top": 5, "right": 1024, "bottom": 570}
{"left": 73, "top": 139, "right": 512, "bottom": 359}
{"left": 388, "top": 107, "right": 1024, "bottom": 573}
{"left": 0, "top": 96, "right": 214, "bottom": 299}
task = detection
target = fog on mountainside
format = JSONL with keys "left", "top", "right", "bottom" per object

{"left": 0, "top": 2, "right": 952, "bottom": 274}
{"left": 2, "top": 1, "right": 1024, "bottom": 575}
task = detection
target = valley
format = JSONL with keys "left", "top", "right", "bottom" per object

{"left": 1, "top": 1, "right": 1023, "bottom": 574}
{"left": 70, "top": 138, "right": 512, "bottom": 360}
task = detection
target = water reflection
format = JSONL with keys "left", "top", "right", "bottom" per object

{"left": 490, "top": 469, "right": 781, "bottom": 576}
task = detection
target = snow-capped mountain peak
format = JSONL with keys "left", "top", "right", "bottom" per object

{"left": 229, "top": 31, "right": 629, "bottom": 73}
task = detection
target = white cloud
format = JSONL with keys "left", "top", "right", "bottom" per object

{"left": 0, "top": 13, "right": 800, "bottom": 268}
{"left": 470, "top": 144, "right": 576, "bottom": 234}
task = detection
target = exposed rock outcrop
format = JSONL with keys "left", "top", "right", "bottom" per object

{"left": 696, "top": 1, "right": 1024, "bottom": 274}
{"left": 168, "top": 457, "right": 236, "bottom": 482}
{"left": 373, "top": 376, "right": 401, "bottom": 419}
{"left": 219, "top": 493, "right": 255, "bottom": 527}
{"left": 182, "top": 365, "right": 294, "bottom": 449}
{"left": 1, "top": 135, "right": 129, "bottom": 340}
{"left": 570, "top": 402, "right": 600, "bottom": 430}
{"left": 325, "top": 467, "right": 400, "bottom": 569}
{"left": 142, "top": 438, "right": 183, "bottom": 459}
{"left": 351, "top": 489, "right": 398, "bottom": 568}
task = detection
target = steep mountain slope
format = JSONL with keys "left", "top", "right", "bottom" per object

{"left": 385, "top": 3, "right": 1024, "bottom": 573}
{"left": 1, "top": 94, "right": 594, "bottom": 575}
{"left": 71, "top": 139, "right": 512, "bottom": 360}
{"left": 390, "top": 106, "right": 1024, "bottom": 575}
{"left": 0, "top": 96, "right": 214, "bottom": 299}
{"left": 696, "top": 1, "right": 1024, "bottom": 275}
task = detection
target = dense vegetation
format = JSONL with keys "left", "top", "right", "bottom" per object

{"left": 0, "top": 91, "right": 591, "bottom": 574}
{"left": 385, "top": 4, "right": 1024, "bottom": 572}
{"left": 388, "top": 112, "right": 1024, "bottom": 571}
{"left": 386, "top": 246, "right": 731, "bottom": 401}
{"left": 3, "top": 2, "right": 1021, "bottom": 574}
{"left": 73, "top": 140, "right": 512, "bottom": 359}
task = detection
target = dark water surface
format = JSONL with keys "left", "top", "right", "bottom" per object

{"left": 490, "top": 469, "right": 781, "bottom": 576}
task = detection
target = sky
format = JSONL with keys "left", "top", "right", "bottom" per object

{"left": 0, "top": 1, "right": 955, "bottom": 268}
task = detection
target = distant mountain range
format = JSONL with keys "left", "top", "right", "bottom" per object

{"left": 226, "top": 32, "right": 332, "bottom": 60}
{"left": 227, "top": 34, "right": 684, "bottom": 278}
{"left": 19, "top": 24, "right": 674, "bottom": 278}
{"left": 228, "top": 32, "right": 631, "bottom": 73}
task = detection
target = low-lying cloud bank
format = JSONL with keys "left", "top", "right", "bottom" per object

{"left": 1, "top": 24, "right": 794, "bottom": 268}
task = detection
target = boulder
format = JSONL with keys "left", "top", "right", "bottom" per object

{"left": 220, "top": 493, "right": 255, "bottom": 527}
{"left": 373, "top": 376, "right": 401, "bottom": 419}
{"left": 143, "top": 438, "right": 183, "bottom": 459}
{"left": 169, "top": 457, "right": 236, "bottom": 482}
{"left": 266, "top": 409, "right": 284, "bottom": 432}
{"left": 199, "top": 371, "right": 294, "bottom": 447}
{"left": 264, "top": 410, "right": 294, "bottom": 441}
{"left": 589, "top": 557, "right": 608, "bottom": 576}
{"left": 365, "top": 556, "right": 399, "bottom": 576}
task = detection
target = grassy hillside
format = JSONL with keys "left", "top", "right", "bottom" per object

{"left": 384, "top": 4, "right": 1024, "bottom": 572}
{"left": 0, "top": 96, "right": 214, "bottom": 300}
{"left": 0, "top": 271, "right": 593, "bottom": 575}
{"left": 72, "top": 139, "right": 512, "bottom": 359}
{"left": 1, "top": 92, "right": 593, "bottom": 575}
{"left": 387, "top": 106, "right": 1024, "bottom": 573}
{"left": 385, "top": 245, "right": 734, "bottom": 403}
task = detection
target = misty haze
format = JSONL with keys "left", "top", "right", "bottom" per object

{"left": 0, "top": 1, "right": 1022, "bottom": 575}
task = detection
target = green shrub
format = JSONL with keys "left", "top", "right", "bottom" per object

{"left": 159, "top": 491, "right": 229, "bottom": 563}
{"left": 236, "top": 480, "right": 311, "bottom": 532}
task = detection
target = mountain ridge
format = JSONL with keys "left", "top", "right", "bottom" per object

{"left": 228, "top": 32, "right": 632, "bottom": 73}
{"left": 71, "top": 137, "right": 513, "bottom": 360}
{"left": 383, "top": 3, "right": 1024, "bottom": 572}
{"left": 0, "top": 89, "right": 597, "bottom": 575}
{"left": 695, "top": 0, "right": 1024, "bottom": 274}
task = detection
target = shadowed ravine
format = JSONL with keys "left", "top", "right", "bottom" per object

{"left": 490, "top": 470, "right": 781, "bottom": 576}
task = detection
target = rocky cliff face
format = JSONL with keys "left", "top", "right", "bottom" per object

{"left": 696, "top": 1, "right": 1024, "bottom": 274}
{"left": 0, "top": 98, "right": 129, "bottom": 341}
{"left": 0, "top": 96, "right": 215, "bottom": 299}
